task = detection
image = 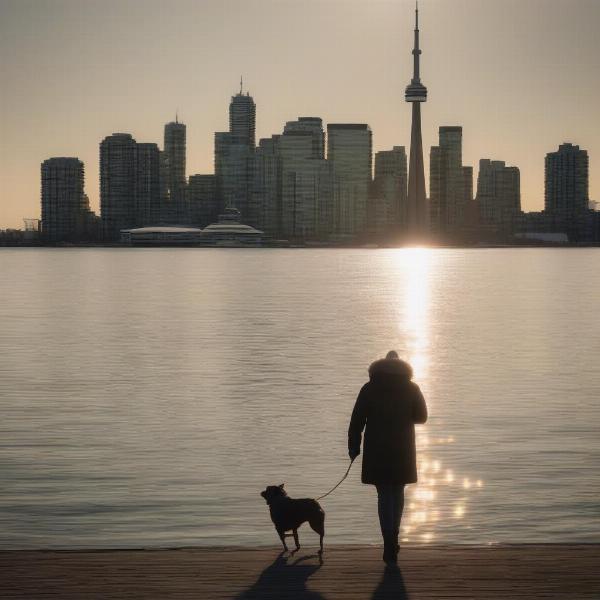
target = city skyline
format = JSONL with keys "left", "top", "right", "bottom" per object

{"left": 1, "top": 0, "right": 600, "bottom": 229}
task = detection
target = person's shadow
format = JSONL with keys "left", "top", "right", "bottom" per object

{"left": 236, "top": 552, "right": 325, "bottom": 600}
{"left": 371, "top": 564, "right": 410, "bottom": 600}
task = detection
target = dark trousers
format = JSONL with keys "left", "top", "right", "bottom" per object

{"left": 376, "top": 484, "right": 405, "bottom": 537}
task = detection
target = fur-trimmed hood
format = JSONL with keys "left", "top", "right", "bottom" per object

{"left": 368, "top": 357, "right": 413, "bottom": 380}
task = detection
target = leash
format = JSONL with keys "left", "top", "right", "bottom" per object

{"left": 315, "top": 458, "right": 355, "bottom": 501}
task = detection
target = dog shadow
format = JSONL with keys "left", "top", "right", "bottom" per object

{"left": 235, "top": 552, "right": 325, "bottom": 600}
{"left": 371, "top": 563, "right": 410, "bottom": 600}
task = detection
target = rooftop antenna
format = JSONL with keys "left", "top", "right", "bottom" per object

{"left": 175, "top": 109, "right": 179, "bottom": 124}
{"left": 240, "top": 75, "right": 243, "bottom": 95}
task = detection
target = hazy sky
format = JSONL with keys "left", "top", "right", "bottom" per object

{"left": 1, "top": 0, "right": 599, "bottom": 228}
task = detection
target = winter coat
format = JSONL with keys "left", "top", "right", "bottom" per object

{"left": 348, "top": 358, "right": 428, "bottom": 485}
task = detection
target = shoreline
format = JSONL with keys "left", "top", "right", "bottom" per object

{"left": 2, "top": 243, "right": 600, "bottom": 249}
{"left": 2, "top": 541, "right": 600, "bottom": 552}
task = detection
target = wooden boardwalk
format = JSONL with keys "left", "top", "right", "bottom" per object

{"left": 1, "top": 545, "right": 599, "bottom": 599}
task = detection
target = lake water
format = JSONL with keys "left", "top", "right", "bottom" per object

{"left": 0, "top": 248, "right": 599, "bottom": 549}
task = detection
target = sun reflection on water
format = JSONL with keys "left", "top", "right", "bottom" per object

{"left": 392, "top": 248, "right": 484, "bottom": 543}
{"left": 400, "top": 426, "right": 488, "bottom": 542}
{"left": 402, "top": 441, "right": 485, "bottom": 543}
{"left": 394, "top": 247, "right": 432, "bottom": 382}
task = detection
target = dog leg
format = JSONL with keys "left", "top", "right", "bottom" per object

{"left": 277, "top": 529, "right": 289, "bottom": 552}
{"left": 292, "top": 529, "right": 300, "bottom": 552}
{"left": 309, "top": 512, "right": 325, "bottom": 555}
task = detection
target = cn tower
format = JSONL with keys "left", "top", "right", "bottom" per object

{"left": 405, "top": 1, "right": 428, "bottom": 235}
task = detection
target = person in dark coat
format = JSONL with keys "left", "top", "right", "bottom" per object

{"left": 348, "top": 351, "right": 428, "bottom": 564}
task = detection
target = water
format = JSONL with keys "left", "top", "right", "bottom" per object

{"left": 0, "top": 247, "right": 599, "bottom": 549}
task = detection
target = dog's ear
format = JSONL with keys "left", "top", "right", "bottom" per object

{"left": 279, "top": 483, "right": 285, "bottom": 489}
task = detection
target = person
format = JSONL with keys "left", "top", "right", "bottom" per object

{"left": 348, "top": 351, "right": 428, "bottom": 564}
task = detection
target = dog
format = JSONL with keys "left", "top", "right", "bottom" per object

{"left": 260, "top": 484, "right": 325, "bottom": 554}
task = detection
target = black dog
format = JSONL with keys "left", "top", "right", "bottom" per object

{"left": 260, "top": 484, "right": 325, "bottom": 554}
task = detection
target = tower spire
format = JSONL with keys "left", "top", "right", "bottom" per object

{"left": 413, "top": 1, "right": 421, "bottom": 82}
{"left": 240, "top": 75, "right": 243, "bottom": 95}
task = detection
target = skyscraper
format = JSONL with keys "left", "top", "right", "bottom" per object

{"left": 405, "top": 2, "right": 428, "bottom": 235}
{"left": 214, "top": 131, "right": 233, "bottom": 205}
{"left": 253, "top": 135, "right": 282, "bottom": 237}
{"left": 477, "top": 159, "right": 520, "bottom": 232}
{"left": 215, "top": 84, "right": 257, "bottom": 223}
{"left": 135, "top": 143, "right": 161, "bottom": 227}
{"left": 163, "top": 118, "right": 186, "bottom": 196}
{"left": 41, "top": 157, "right": 88, "bottom": 242}
{"left": 279, "top": 120, "right": 332, "bottom": 240}
{"left": 214, "top": 131, "right": 255, "bottom": 220}
{"left": 545, "top": 143, "right": 589, "bottom": 219}
{"left": 371, "top": 146, "right": 408, "bottom": 233}
{"left": 229, "top": 80, "right": 256, "bottom": 148}
{"left": 283, "top": 117, "right": 325, "bottom": 159}
{"left": 327, "top": 124, "right": 372, "bottom": 236}
{"left": 159, "top": 150, "right": 169, "bottom": 220}
{"left": 100, "top": 133, "right": 137, "bottom": 241}
{"left": 163, "top": 118, "right": 187, "bottom": 222}
{"left": 430, "top": 126, "right": 473, "bottom": 235}
{"left": 187, "top": 174, "right": 218, "bottom": 227}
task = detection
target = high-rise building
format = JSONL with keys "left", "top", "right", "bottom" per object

{"left": 164, "top": 118, "right": 186, "bottom": 196}
{"left": 375, "top": 146, "right": 408, "bottom": 181}
{"left": 430, "top": 126, "right": 473, "bottom": 234}
{"left": 163, "top": 118, "right": 187, "bottom": 223}
{"left": 215, "top": 131, "right": 232, "bottom": 207}
{"left": 253, "top": 136, "right": 282, "bottom": 237}
{"left": 327, "top": 124, "right": 372, "bottom": 236}
{"left": 41, "top": 157, "right": 89, "bottom": 242}
{"left": 405, "top": 2, "right": 428, "bottom": 235}
{"left": 135, "top": 143, "right": 161, "bottom": 227}
{"left": 214, "top": 131, "right": 255, "bottom": 221}
{"left": 158, "top": 150, "right": 170, "bottom": 221}
{"left": 188, "top": 174, "right": 218, "bottom": 227}
{"left": 279, "top": 122, "right": 332, "bottom": 240}
{"left": 439, "top": 127, "right": 462, "bottom": 171}
{"left": 215, "top": 85, "right": 257, "bottom": 223}
{"left": 283, "top": 117, "right": 325, "bottom": 159}
{"left": 280, "top": 161, "right": 332, "bottom": 240}
{"left": 477, "top": 159, "right": 520, "bottom": 232}
{"left": 100, "top": 133, "right": 137, "bottom": 240}
{"left": 279, "top": 130, "right": 314, "bottom": 166}
{"left": 229, "top": 81, "right": 256, "bottom": 148}
{"left": 545, "top": 143, "right": 589, "bottom": 219}
{"left": 371, "top": 146, "right": 408, "bottom": 233}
